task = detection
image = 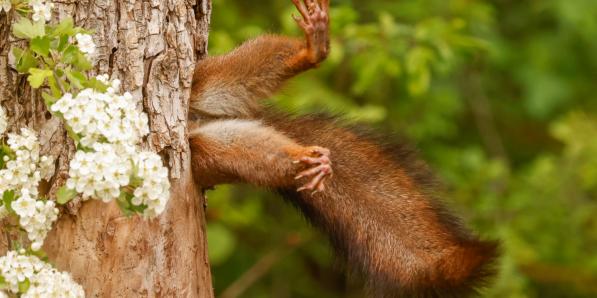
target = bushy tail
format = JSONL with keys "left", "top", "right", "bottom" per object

{"left": 265, "top": 111, "right": 500, "bottom": 297}
{"left": 414, "top": 239, "right": 499, "bottom": 297}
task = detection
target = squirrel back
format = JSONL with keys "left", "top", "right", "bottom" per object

{"left": 262, "top": 110, "right": 499, "bottom": 297}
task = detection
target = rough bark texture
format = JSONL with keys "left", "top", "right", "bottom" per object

{"left": 0, "top": 0, "right": 214, "bottom": 297}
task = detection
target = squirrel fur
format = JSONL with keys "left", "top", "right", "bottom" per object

{"left": 188, "top": 1, "right": 499, "bottom": 297}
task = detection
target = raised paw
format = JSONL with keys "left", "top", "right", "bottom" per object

{"left": 291, "top": 0, "right": 330, "bottom": 64}
{"left": 293, "top": 146, "right": 333, "bottom": 194}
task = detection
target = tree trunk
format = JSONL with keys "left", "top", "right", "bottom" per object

{"left": 0, "top": 0, "right": 214, "bottom": 297}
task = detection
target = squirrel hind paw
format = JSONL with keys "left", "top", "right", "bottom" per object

{"left": 295, "top": 146, "right": 333, "bottom": 194}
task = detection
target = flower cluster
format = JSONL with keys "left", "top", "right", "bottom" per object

{"left": 30, "top": 0, "right": 54, "bottom": 22}
{"left": 51, "top": 78, "right": 149, "bottom": 148}
{"left": 66, "top": 143, "right": 132, "bottom": 202}
{"left": 11, "top": 191, "right": 59, "bottom": 250}
{"left": 0, "top": 128, "right": 57, "bottom": 249}
{"left": 2, "top": 0, "right": 170, "bottom": 296}
{"left": 132, "top": 152, "right": 170, "bottom": 218}
{"left": 52, "top": 76, "right": 170, "bottom": 218}
{"left": 0, "top": 105, "right": 8, "bottom": 221}
{"left": 75, "top": 33, "right": 96, "bottom": 57}
{"left": 0, "top": 128, "right": 55, "bottom": 197}
{"left": 0, "top": 105, "right": 6, "bottom": 135}
{"left": 0, "top": 250, "right": 84, "bottom": 297}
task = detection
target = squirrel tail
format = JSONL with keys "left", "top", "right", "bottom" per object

{"left": 265, "top": 111, "right": 499, "bottom": 297}
{"left": 412, "top": 238, "right": 499, "bottom": 297}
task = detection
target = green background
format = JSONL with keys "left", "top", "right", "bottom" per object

{"left": 204, "top": 0, "right": 597, "bottom": 297}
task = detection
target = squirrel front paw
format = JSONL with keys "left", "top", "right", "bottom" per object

{"left": 293, "top": 146, "right": 333, "bottom": 194}
{"left": 291, "top": 0, "right": 330, "bottom": 65}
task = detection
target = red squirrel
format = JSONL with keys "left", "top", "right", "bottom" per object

{"left": 189, "top": 0, "right": 498, "bottom": 297}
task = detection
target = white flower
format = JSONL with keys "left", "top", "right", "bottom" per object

{"left": 95, "top": 74, "right": 109, "bottom": 84}
{"left": 0, "top": 105, "right": 6, "bottom": 135}
{"left": 64, "top": 146, "right": 170, "bottom": 219}
{"left": 53, "top": 83, "right": 150, "bottom": 148}
{"left": 10, "top": 191, "right": 58, "bottom": 250}
{"left": 52, "top": 75, "right": 170, "bottom": 218}
{"left": 0, "top": 128, "right": 54, "bottom": 198}
{"left": 0, "top": 128, "right": 57, "bottom": 250}
{"left": 0, "top": 250, "right": 84, "bottom": 297}
{"left": 0, "top": 0, "right": 11, "bottom": 13}
{"left": 51, "top": 93, "right": 73, "bottom": 114}
{"left": 29, "top": 0, "right": 53, "bottom": 22}
{"left": 12, "top": 194, "right": 37, "bottom": 218}
{"left": 131, "top": 151, "right": 170, "bottom": 218}
{"left": 39, "top": 156, "right": 55, "bottom": 180}
{"left": 75, "top": 33, "right": 96, "bottom": 56}
{"left": 66, "top": 143, "right": 133, "bottom": 202}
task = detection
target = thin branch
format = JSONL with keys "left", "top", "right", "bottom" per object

{"left": 52, "top": 71, "right": 66, "bottom": 94}
{"left": 220, "top": 237, "right": 304, "bottom": 298}
{"left": 463, "top": 68, "right": 509, "bottom": 166}
{"left": 4, "top": 230, "right": 12, "bottom": 251}
{"left": 48, "top": 51, "right": 66, "bottom": 94}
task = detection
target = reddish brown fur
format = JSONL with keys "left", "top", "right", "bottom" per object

{"left": 191, "top": 35, "right": 307, "bottom": 118}
{"left": 189, "top": 118, "right": 323, "bottom": 188}
{"left": 188, "top": 1, "right": 498, "bottom": 296}
{"left": 263, "top": 112, "right": 498, "bottom": 297}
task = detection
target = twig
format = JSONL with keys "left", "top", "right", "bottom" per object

{"left": 220, "top": 236, "right": 304, "bottom": 298}
{"left": 49, "top": 51, "right": 66, "bottom": 94}
{"left": 4, "top": 230, "right": 12, "bottom": 251}
{"left": 463, "top": 68, "right": 509, "bottom": 166}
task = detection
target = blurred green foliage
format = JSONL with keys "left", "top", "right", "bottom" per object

{"left": 205, "top": 0, "right": 597, "bottom": 297}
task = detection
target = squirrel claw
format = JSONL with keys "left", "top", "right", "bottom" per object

{"left": 296, "top": 146, "right": 332, "bottom": 194}
{"left": 291, "top": 0, "right": 330, "bottom": 64}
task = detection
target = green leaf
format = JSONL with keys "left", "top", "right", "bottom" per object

{"left": 117, "top": 191, "right": 134, "bottom": 217}
{"left": 12, "top": 18, "right": 45, "bottom": 39}
{"left": 405, "top": 46, "right": 434, "bottom": 96}
{"left": 1, "top": 144, "right": 15, "bottom": 160}
{"left": 27, "top": 247, "right": 48, "bottom": 260}
{"left": 61, "top": 45, "right": 78, "bottom": 64}
{"left": 129, "top": 175, "right": 144, "bottom": 189}
{"left": 42, "top": 92, "right": 58, "bottom": 107}
{"left": 30, "top": 36, "right": 52, "bottom": 57}
{"left": 56, "top": 186, "right": 77, "bottom": 204}
{"left": 27, "top": 68, "right": 53, "bottom": 88}
{"left": 62, "top": 45, "right": 93, "bottom": 71}
{"left": 12, "top": 47, "right": 23, "bottom": 61}
{"left": 42, "top": 92, "right": 57, "bottom": 107}
{"left": 84, "top": 78, "right": 109, "bottom": 92}
{"left": 65, "top": 70, "right": 87, "bottom": 89}
{"left": 128, "top": 202, "right": 148, "bottom": 214}
{"left": 73, "top": 51, "right": 93, "bottom": 71}
{"left": 50, "top": 17, "right": 75, "bottom": 37}
{"left": 57, "top": 34, "right": 70, "bottom": 52}
{"left": 18, "top": 278, "right": 30, "bottom": 293}
{"left": 13, "top": 49, "right": 38, "bottom": 74}
{"left": 0, "top": 275, "right": 7, "bottom": 290}
{"left": 65, "top": 125, "right": 81, "bottom": 144}
{"left": 46, "top": 76, "right": 62, "bottom": 97}
{"left": 2, "top": 190, "right": 15, "bottom": 213}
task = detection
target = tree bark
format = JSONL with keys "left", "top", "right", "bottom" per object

{"left": 0, "top": 0, "right": 214, "bottom": 297}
